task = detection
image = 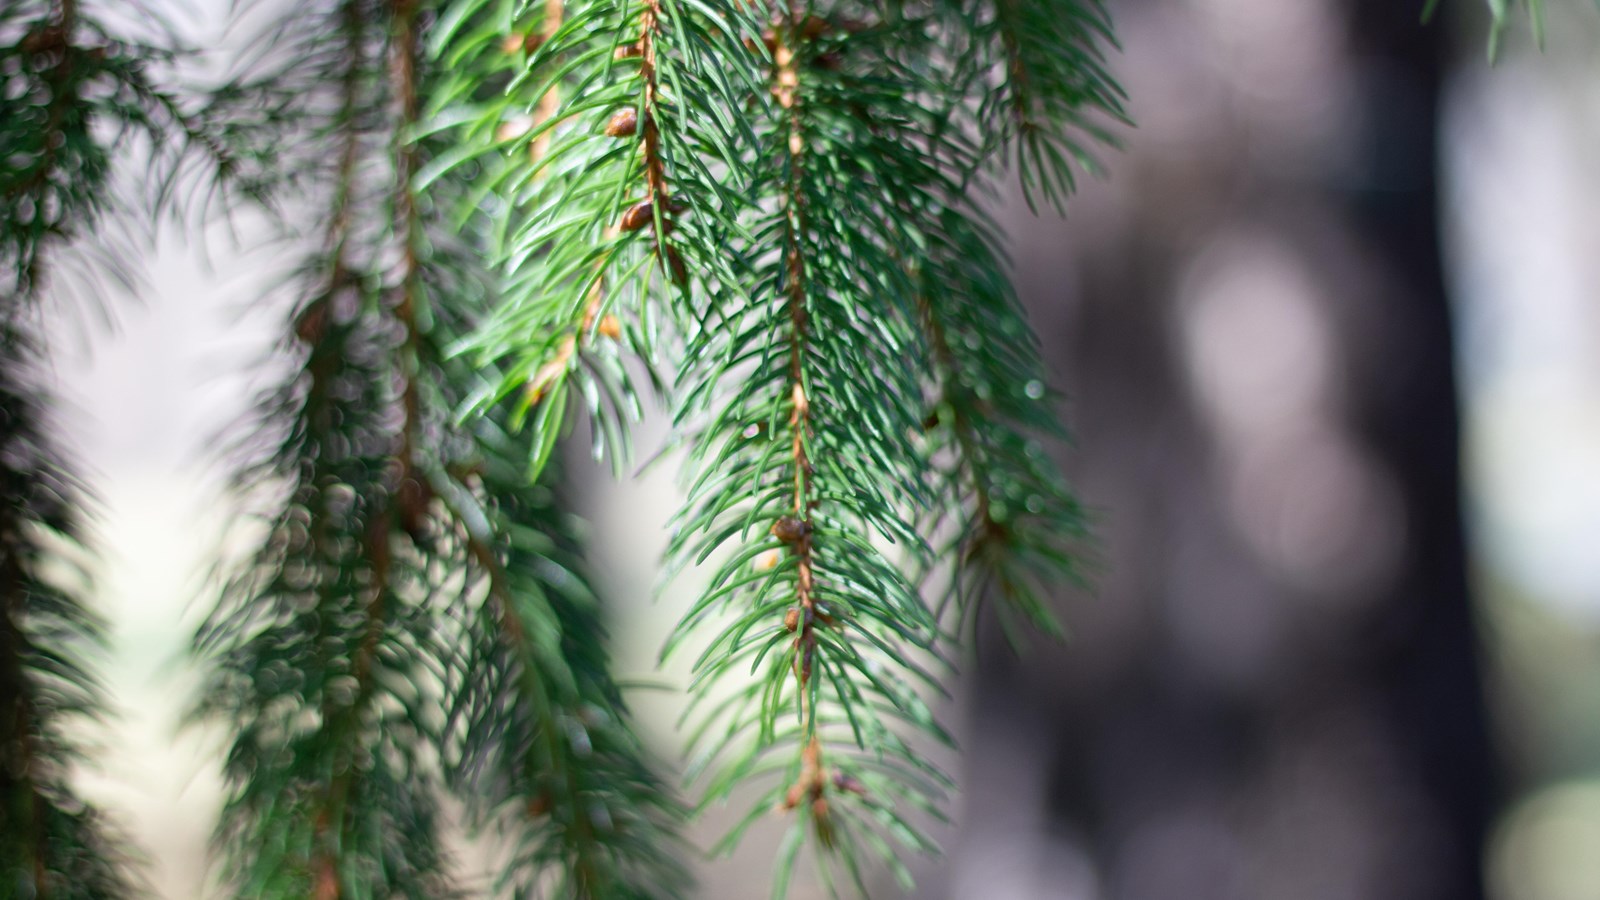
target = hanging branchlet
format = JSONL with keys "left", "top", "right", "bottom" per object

{"left": 964, "top": 0, "right": 1127, "bottom": 211}
{"left": 430, "top": 0, "right": 1118, "bottom": 891}
{"left": 196, "top": 1, "right": 690, "bottom": 894}
{"left": 912, "top": 215, "right": 1090, "bottom": 641}
{"left": 882, "top": 0, "right": 1107, "bottom": 639}
{"left": 653, "top": 0, "right": 1124, "bottom": 889}
{"left": 1, "top": 0, "right": 239, "bottom": 300}
{"left": 433, "top": 0, "right": 763, "bottom": 480}
{"left": 663, "top": 5, "right": 974, "bottom": 894}
{"left": 0, "top": 0, "right": 237, "bottom": 892}
{"left": 0, "top": 327, "right": 135, "bottom": 899}
{"left": 192, "top": 3, "right": 458, "bottom": 894}
{"left": 436, "top": 411, "right": 693, "bottom": 899}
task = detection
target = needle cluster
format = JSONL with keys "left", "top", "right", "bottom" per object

{"left": 432, "top": 0, "right": 1121, "bottom": 893}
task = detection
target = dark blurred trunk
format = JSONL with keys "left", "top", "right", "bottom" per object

{"left": 953, "top": 2, "right": 1497, "bottom": 898}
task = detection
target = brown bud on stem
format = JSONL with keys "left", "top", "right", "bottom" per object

{"left": 619, "top": 200, "right": 653, "bottom": 232}
{"left": 771, "top": 515, "right": 808, "bottom": 543}
{"left": 783, "top": 607, "right": 801, "bottom": 632}
{"left": 604, "top": 108, "right": 638, "bottom": 137}
{"left": 782, "top": 783, "right": 805, "bottom": 810}
{"left": 613, "top": 41, "right": 643, "bottom": 60}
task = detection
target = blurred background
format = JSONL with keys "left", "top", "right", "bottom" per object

{"left": 39, "top": 0, "right": 1600, "bottom": 897}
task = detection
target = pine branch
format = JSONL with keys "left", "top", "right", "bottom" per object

{"left": 912, "top": 211, "right": 1090, "bottom": 642}
{"left": 435, "top": 424, "right": 692, "bottom": 899}
{"left": 666, "top": 7, "right": 969, "bottom": 892}
{"left": 194, "top": 4, "right": 458, "bottom": 895}
{"left": 970, "top": 0, "right": 1126, "bottom": 212}
{"left": 433, "top": 0, "right": 762, "bottom": 479}
{"left": 1, "top": 0, "right": 231, "bottom": 299}
{"left": 196, "top": 2, "right": 690, "bottom": 895}
{"left": 0, "top": 0, "right": 232, "bottom": 891}
{"left": 0, "top": 329, "right": 133, "bottom": 900}
{"left": 430, "top": 0, "right": 1120, "bottom": 891}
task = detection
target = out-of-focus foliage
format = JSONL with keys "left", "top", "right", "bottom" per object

{"left": 1424, "top": 0, "right": 1599, "bottom": 59}
{"left": 1, "top": 1, "right": 225, "bottom": 894}
{"left": 0, "top": 327, "right": 133, "bottom": 899}
{"left": 192, "top": 0, "right": 686, "bottom": 896}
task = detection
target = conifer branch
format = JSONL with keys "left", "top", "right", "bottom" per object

{"left": 973, "top": 0, "right": 1125, "bottom": 211}
{"left": 773, "top": 8, "right": 830, "bottom": 844}
{"left": 196, "top": 2, "right": 691, "bottom": 895}
{"left": 0, "top": 345, "right": 133, "bottom": 899}
{"left": 431, "top": 0, "right": 1119, "bottom": 891}
{"left": 195, "top": 4, "right": 457, "bottom": 895}
{"left": 912, "top": 224, "right": 1088, "bottom": 640}
{"left": 437, "top": 0, "right": 760, "bottom": 477}
{"left": 1, "top": 1, "right": 230, "bottom": 891}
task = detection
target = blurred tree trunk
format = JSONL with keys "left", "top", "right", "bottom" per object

{"left": 950, "top": 2, "right": 1498, "bottom": 898}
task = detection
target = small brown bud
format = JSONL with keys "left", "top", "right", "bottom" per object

{"left": 596, "top": 315, "right": 622, "bottom": 339}
{"left": 619, "top": 200, "right": 653, "bottom": 232}
{"left": 613, "top": 41, "right": 643, "bottom": 60}
{"left": 604, "top": 108, "right": 638, "bottom": 137}
{"left": 813, "top": 798, "right": 836, "bottom": 847}
{"left": 783, "top": 607, "right": 800, "bottom": 632}
{"left": 313, "top": 861, "right": 340, "bottom": 900}
{"left": 771, "top": 515, "right": 808, "bottom": 543}
{"left": 782, "top": 783, "right": 805, "bottom": 810}
{"left": 801, "top": 15, "right": 831, "bottom": 39}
